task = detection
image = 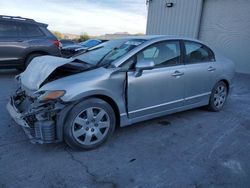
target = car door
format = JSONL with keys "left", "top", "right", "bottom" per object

{"left": 0, "top": 21, "right": 26, "bottom": 66}
{"left": 127, "top": 40, "right": 185, "bottom": 118}
{"left": 182, "top": 41, "right": 217, "bottom": 105}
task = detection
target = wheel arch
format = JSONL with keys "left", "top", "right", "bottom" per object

{"left": 87, "top": 94, "right": 121, "bottom": 127}
{"left": 219, "top": 79, "right": 230, "bottom": 92}
{"left": 24, "top": 50, "right": 49, "bottom": 60}
{"left": 21, "top": 50, "right": 50, "bottom": 66}
{"left": 56, "top": 94, "right": 122, "bottom": 142}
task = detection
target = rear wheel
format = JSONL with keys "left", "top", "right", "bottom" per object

{"left": 64, "top": 98, "right": 116, "bottom": 150}
{"left": 207, "top": 81, "right": 228, "bottom": 111}
{"left": 16, "top": 67, "right": 24, "bottom": 72}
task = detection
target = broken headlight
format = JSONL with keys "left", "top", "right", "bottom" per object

{"left": 38, "top": 90, "right": 65, "bottom": 102}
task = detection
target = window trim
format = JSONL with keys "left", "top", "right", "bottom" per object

{"left": 182, "top": 40, "right": 216, "bottom": 65}
{"left": 122, "top": 39, "right": 184, "bottom": 70}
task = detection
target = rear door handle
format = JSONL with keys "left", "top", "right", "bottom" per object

{"left": 171, "top": 70, "right": 184, "bottom": 77}
{"left": 208, "top": 66, "right": 216, "bottom": 72}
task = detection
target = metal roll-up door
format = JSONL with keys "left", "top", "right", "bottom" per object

{"left": 199, "top": 0, "right": 250, "bottom": 73}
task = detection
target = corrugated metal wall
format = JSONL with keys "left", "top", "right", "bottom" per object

{"left": 146, "top": 0, "right": 203, "bottom": 38}
{"left": 146, "top": 0, "right": 250, "bottom": 73}
{"left": 199, "top": 0, "right": 250, "bottom": 74}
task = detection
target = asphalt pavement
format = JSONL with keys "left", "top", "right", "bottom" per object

{"left": 0, "top": 69, "right": 250, "bottom": 188}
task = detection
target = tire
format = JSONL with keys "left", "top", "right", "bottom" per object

{"left": 24, "top": 53, "right": 44, "bottom": 68}
{"left": 64, "top": 98, "right": 116, "bottom": 150}
{"left": 207, "top": 81, "right": 228, "bottom": 112}
{"left": 16, "top": 67, "right": 25, "bottom": 72}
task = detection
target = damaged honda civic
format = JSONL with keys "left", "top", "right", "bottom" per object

{"left": 7, "top": 35, "right": 235, "bottom": 149}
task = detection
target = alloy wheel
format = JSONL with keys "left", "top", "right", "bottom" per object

{"left": 213, "top": 84, "right": 227, "bottom": 108}
{"left": 72, "top": 107, "right": 111, "bottom": 145}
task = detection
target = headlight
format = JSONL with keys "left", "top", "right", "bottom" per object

{"left": 38, "top": 90, "right": 65, "bottom": 102}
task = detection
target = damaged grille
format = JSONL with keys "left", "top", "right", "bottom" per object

{"left": 34, "top": 121, "right": 56, "bottom": 142}
{"left": 13, "top": 88, "right": 59, "bottom": 143}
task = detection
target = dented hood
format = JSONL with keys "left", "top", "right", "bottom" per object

{"left": 20, "top": 55, "right": 73, "bottom": 91}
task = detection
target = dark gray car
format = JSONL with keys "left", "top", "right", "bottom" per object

{"left": 0, "top": 15, "right": 61, "bottom": 70}
{"left": 7, "top": 36, "right": 235, "bottom": 150}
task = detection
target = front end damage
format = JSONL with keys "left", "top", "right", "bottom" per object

{"left": 6, "top": 54, "right": 126, "bottom": 145}
{"left": 7, "top": 88, "right": 65, "bottom": 144}
{"left": 6, "top": 55, "right": 93, "bottom": 144}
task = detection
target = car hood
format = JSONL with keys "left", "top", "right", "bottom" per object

{"left": 62, "top": 44, "right": 81, "bottom": 50}
{"left": 75, "top": 46, "right": 89, "bottom": 51}
{"left": 20, "top": 55, "right": 79, "bottom": 91}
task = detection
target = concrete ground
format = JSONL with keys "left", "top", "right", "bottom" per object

{"left": 0, "top": 69, "right": 249, "bottom": 188}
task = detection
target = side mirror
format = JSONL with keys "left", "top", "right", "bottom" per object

{"left": 135, "top": 60, "right": 155, "bottom": 77}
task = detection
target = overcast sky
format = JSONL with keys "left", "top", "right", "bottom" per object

{"left": 0, "top": 0, "right": 148, "bottom": 35}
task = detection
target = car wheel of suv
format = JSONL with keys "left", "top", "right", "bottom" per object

{"left": 25, "top": 53, "right": 44, "bottom": 68}
{"left": 207, "top": 81, "right": 228, "bottom": 112}
{"left": 64, "top": 98, "right": 116, "bottom": 150}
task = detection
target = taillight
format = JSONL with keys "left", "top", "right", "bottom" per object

{"left": 51, "top": 40, "right": 62, "bottom": 48}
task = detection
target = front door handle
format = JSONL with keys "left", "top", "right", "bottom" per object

{"left": 208, "top": 66, "right": 216, "bottom": 72}
{"left": 171, "top": 70, "right": 184, "bottom": 77}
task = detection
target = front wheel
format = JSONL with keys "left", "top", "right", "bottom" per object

{"left": 207, "top": 81, "right": 228, "bottom": 112}
{"left": 64, "top": 98, "right": 116, "bottom": 150}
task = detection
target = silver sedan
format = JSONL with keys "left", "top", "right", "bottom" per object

{"left": 7, "top": 36, "right": 235, "bottom": 149}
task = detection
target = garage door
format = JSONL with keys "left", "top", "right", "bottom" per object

{"left": 199, "top": 0, "right": 250, "bottom": 74}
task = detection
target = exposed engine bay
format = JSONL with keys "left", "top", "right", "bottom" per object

{"left": 8, "top": 88, "right": 65, "bottom": 143}
{"left": 41, "top": 59, "right": 94, "bottom": 86}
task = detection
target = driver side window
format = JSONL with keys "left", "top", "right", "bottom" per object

{"left": 142, "top": 47, "right": 158, "bottom": 59}
{"left": 137, "top": 41, "right": 181, "bottom": 68}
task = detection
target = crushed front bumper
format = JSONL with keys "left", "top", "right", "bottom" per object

{"left": 6, "top": 96, "right": 59, "bottom": 144}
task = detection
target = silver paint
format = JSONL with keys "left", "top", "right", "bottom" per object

{"left": 20, "top": 55, "right": 73, "bottom": 90}
{"left": 13, "top": 36, "right": 235, "bottom": 129}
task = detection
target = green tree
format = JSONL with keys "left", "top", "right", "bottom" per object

{"left": 78, "top": 32, "right": 90, "bottom": 42}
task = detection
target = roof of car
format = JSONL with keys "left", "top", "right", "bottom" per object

{"left": 0, "top": 15, "right": 47, "bottom": 27}
{"left": 117, "top": 35, "right": 201, "bottom": 42}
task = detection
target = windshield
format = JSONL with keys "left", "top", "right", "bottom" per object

{"left": 80, "top": 39, "right": 101, "bottom": 48}
{"left": 74, "top": 39, "right": 146, "bottom": 66}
